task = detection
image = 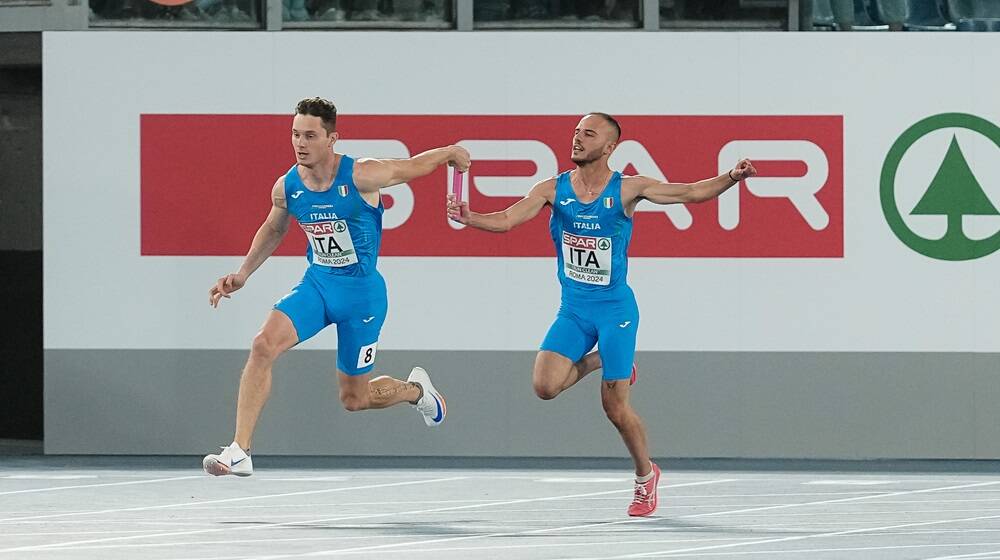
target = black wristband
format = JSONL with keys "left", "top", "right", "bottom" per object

{"left": 728, "top": 170, "right": 738, "bottom": 182}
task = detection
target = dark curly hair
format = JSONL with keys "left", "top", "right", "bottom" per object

{"left": 295, "top": 97, "right": 337, "bottom": 134}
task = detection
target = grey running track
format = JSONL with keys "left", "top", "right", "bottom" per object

{"left": 2, "top": 457, "right": 1000, "bottom": 559}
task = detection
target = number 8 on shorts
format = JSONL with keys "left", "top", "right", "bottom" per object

{"left": 357, "top": 341, "right": 378, "bottom": 369}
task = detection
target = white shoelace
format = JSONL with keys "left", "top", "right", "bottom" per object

{"left": 632, "top": 482, "right": 651, "bottom": 504}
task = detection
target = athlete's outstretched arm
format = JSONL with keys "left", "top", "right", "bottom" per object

{"left": 623, "top": 159, "right": 757, "bottom": 208}
{"left": 354, "top": 145, "right": 471, "bottom": 192}
{"left": 209, "top": 178, "right": 291, "bottom": 307}
{"left": 446, "top": 179, "right": 555, "bottom": 233}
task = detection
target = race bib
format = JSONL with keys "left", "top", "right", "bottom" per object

{"left": 562, "top": 232, "right": 612, "bottom": 286}
{"left": 302, "top": 220, "right": 358, "bottom": 267}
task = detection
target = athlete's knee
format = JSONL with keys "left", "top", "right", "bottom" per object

{"left": 604, "top": 406, "right": 629, "bottom": 429}
{"left": 533, "top": 379, "right": 561, "bottom": 400}
{"left": 250, "top": 331, "right": 284, "bottom": 362}
{"left": 532, "top": 368, "right": 563, "bottom": 400}
{"left": 339, "top": 390, "right": 369, "bottom": 412}
{"left": 602, "top": 393, "right": 630, "bottom": 427}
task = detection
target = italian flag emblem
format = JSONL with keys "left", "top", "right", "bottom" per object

{"left": 603, "top": 197, "right": 614, "bottom": 209}
{"left": 338, "top": 184, "right": 349, "bottom": 197}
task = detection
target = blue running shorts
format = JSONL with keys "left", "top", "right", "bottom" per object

{"left": 274, "top": 268, "right": 388, "bottom": 375}
{"left": 540, "top": 287, "right": 639, "bottom": 381}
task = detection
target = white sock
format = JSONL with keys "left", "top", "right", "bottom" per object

{"left": 635, "top": 462, "right": 655, "bottom": 483}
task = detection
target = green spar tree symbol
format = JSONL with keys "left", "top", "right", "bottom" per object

{"left": 881, "top": 113, "right": 1000, "bottom": 261}
{"left": 910, "top": 135, "right": 999, "bottom": 246}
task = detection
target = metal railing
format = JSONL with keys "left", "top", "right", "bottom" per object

{"left": 0, "top": 0, "right": 800, "bottom": 31}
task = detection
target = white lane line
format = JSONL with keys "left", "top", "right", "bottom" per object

{"left": 0, "top": 476, "right": 464, "bottom": 524}
{"left": 697, "top": 524, "right": 1000, "bottom": 532}
{"left": 0, "top": 476, "right": 200, "bottom": 497}
{"left": 923, "top": 549, "right": 1000, "bottom": 560}
{"left": 1, "top": 478, "right": 625, "bottom": 552}
{"left": 686, "top": 508, "right": 1000, "bottom": 518}
{"left": 539, "top": 478, "right": 632, "bottom": 483}
{"left": 53, "top": 535, "right": 739, "bottom": 553}
{"left": 53, "top": 490, "right": 885, "bottom": 511}
{"left": 8, "top": 529, "right": 718, "bottom": 552}
{"left": 576, "top": 511, "right": 1000, "bottom": 559}
{"left": 802, "top": 480, "right": 903, "bottom": 486}
{"left": 1, "top": 475, "right": 97, "bottom": 480}
{"left": 540, "top": 480, "right": 1000, "bottom": 560}
{"left": 63, "top": 506, "right": 1000, "bottom": 526}
{"left": 160, "top": 555, "right": 253, "bottom": 560}
{"left": 286, "top": 541, "right": 1000, "bottom": 558}
{"left": 652, "top": 492, "right": 882, "bottom": 499}
{"left": 8, "top": 479, "right": 734, "bottom": 555}
{"left": 246, "top": 518, "right": 657, "bottom": 559}
{"left": 261, "top": 477, "right": 351, "bottom": 482}
{"left": 854, "top": 498, "right": 1000, "bottom": 505}
{"left": 7, "top": 511, "right": 999, "bottom": 531}
{"left": 0, "top": 529, "right": 213, "bottom": 537}
{"left": 120, "top": 491, "right": 977, "bottom": 511}
{"left": 1, "top": 520, "right": 220, "bottom": 527}
{"left": 51, "top": 534, "right": 481, "bottom": 550}
{"left": 90, "top": 536, "right": 1000, "bottom": 558}
{"left": 604, "top": 542, "right": 1000, "bottom": 558}
{"left": 38, "top": 527, "right": 1000, "bottom": 554}
{"left": 683, "top": 481, "right": 1000, "bottom": 519}
{"left": 602, "top": 525, "right": 1000, "bottom": 534}
{"left": 237, "top": 479, "right": 735, "bottom": 560}
{"left": 0, "top": 476, "right": 465, "bottom": 551}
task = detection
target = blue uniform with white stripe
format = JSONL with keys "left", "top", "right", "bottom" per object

{"left": 273, "top": 155, "right": 388, "bottom": 375}
{"left": 540, "top": 170, "right": 639, "bottom": 380}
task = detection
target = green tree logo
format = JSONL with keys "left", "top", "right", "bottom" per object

{"left": 910, "top": 135, "right": 999, "bottom": 243}
{"left": 881, "top": 113, "right": 1000, "bottom": 261}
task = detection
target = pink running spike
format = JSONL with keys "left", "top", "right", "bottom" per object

{"left": 628, "top": 462, "right": 661, "bottom": 517}
{"left": 452, "top": 168, "right": 464, "bottom": 204}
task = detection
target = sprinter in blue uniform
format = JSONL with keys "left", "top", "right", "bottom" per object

{"left": 448, "top": 113, "right": 756, "bottom": 516}
{"left": 203, "top": 97, "right": 469, "bottom": 477}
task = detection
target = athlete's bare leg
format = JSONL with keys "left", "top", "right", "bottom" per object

{"left": 337, "top": 372, "right": 422, "bottom": 411}
{"left": 532, "top": 350, "right": 603, "bottom": 400}
{"left": 601, "top": 379, "right": 652, "bottom": 477}
{"left": 233, "top": 310, "right": 299, "bottom": 450}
